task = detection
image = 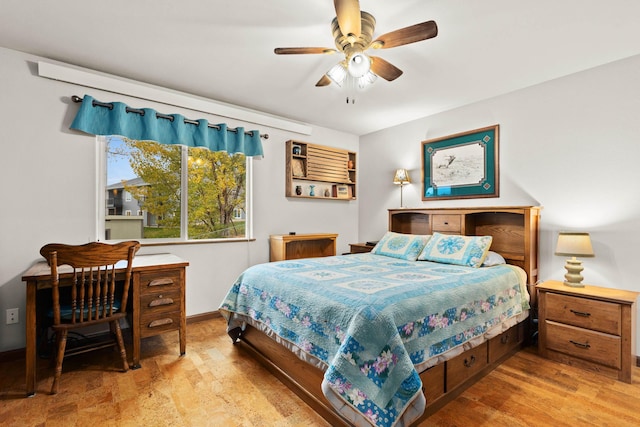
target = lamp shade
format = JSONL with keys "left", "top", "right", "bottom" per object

{"left": 393, "top": 169, "right": 410, "bottom": 185}
{"left": 555, "top": 232, "right": 595, "bottom": 257}
{"left": 348, "top": 52, "right": 371, "bottom": 78}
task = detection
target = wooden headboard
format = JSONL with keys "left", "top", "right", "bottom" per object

{"left": 388, "top": 206, "right": 541, "bottom": 303}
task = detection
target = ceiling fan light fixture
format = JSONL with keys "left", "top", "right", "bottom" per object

{"left": 347, "top": 52, "right": 371, "bottom": 78}
{"left": 357, "top": 70, "right": 377, "bottom": 89}
{"left": 327, "top": 62, "right": 348, "bottom": 87}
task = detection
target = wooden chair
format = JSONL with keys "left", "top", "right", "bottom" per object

{"left": 39, "top": 241, "right": 140, "bottom": 394}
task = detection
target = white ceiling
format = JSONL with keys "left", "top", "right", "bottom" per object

{"left": 2, "top": 0, "right": 640, "bottom": 136}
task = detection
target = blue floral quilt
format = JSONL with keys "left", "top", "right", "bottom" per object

{"left": 219, "top": 253, "right": 529, "bottom": 427}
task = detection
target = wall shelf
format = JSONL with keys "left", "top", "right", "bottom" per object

{"left": 286, "top": 140, "right": 356, "bottom": 200}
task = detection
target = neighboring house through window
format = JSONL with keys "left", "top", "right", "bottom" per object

{"left": 101, "top": 136, "right": 251, "bottom": 242}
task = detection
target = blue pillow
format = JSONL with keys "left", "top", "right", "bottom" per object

{"left": 371, "top": 231, "right": 431, "bottom": 261}
{"left": 417, "top": 232, "right": 492, "bottom": 267}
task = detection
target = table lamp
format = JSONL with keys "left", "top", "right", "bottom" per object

{"left": 554, "top": 232, "right": 595, "bottom": 287}
{"left": 393, "top": 169, "right": 410, "bottom": 208}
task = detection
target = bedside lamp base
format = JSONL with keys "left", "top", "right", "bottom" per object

{"left": 563, "top": 257, "right": 585, "bottom": 287}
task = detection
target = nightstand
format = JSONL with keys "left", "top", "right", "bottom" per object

{"left": 537, "top": 280, "right": 638, "bottom": 383}
{"left": 349, "top": 243, "right": 374, "bottom": 254}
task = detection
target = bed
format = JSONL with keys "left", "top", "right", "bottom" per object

{"left": 220, "top": 206, "right": 541, "bottom": 427}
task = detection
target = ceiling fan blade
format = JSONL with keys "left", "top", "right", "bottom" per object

{"left": 372, "top": 20, "right": 438, "bottom": 49}
{"left": 370, "top": 56, "right": 403, "bottom": 81}
{"left": 274, "top": 47, "right": 337, "bottom": 55}
{"left": 334, "top": 0, "right": 361, "bottom": 37}
{"left": 315, "top": 75, "right": 332, "bottom": 87}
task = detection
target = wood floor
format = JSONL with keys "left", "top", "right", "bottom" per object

{"left": 1, "top": 316, "right": 639, "bottom": 426}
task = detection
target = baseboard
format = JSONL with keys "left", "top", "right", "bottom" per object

{"left": 186, "top": 310, "right": 221, "bottom": 324}
{"left": 0, "top": 347, "right": 25, "bottom": 363}
{"left": 0, "top": 311, "right": 222, "bottom": 363}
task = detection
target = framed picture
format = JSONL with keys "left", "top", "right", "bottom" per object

{"left": 422, "top": 125, "right": 499, "bottom": 201}
{"left": 336, "top": 185, "right": 350, "bottom": 199}
{"left": 292, "top": 159, "right": 305, "bottom": 177}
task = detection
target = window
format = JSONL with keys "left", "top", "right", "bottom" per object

{"left": 100, "top": 136, "right": 251, "bottom": 242}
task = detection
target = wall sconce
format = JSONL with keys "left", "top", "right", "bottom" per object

{"left": 555, "top": 232, "right": 595, "bottom": 287}
{"left": 393, "top": 169, "right": 411, "bottom": 208}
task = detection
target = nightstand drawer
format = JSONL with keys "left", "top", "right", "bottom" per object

{"left": 431, "top": 215, "right": 461, "bottom": 233}
{"left": 545, "top": 293, "right": 621, "bottom": 335}
{"left": 545, "top": 320, "right": 621, "bottom": 369}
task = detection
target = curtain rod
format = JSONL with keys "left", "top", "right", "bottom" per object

{"left": 71, "top": 95, "right": 269, "bottom": 140}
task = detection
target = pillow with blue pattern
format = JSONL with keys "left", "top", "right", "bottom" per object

{"left": 417, "top": 232, "right": 492, "bottom": 267}
{"left": 371, "top": 231, "right": 431, "bottom": 261}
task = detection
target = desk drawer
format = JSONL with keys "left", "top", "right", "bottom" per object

{"left": 431, "top": 215, "right": 461, "bottom": 233}
{"left": 545, "top": 320, "right": 621, "bottom": 369}
{"left": 140, "top": 290, "right": 181, "bottom": 316}
{"left": 545, "top": 293, "right": 621, "bottom": 335}
{"left": 138, "top": 269, "right": 182, "bottom": 296}
{"left": 140, "top": 310, "right": 181, "bottom": 338}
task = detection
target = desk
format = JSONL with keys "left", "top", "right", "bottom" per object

{"left": 21, "top": 253, "right": 189, "bottom": 396}
{"left": 269, "top": 233, "right": 338, "bottom": 261}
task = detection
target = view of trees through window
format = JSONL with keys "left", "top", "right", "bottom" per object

{"left": 105, "top": 136, "right": 247, "bottom": 241}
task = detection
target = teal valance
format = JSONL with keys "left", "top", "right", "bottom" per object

{"left": 70, "top": 95, "right": 264, "bottom": 157}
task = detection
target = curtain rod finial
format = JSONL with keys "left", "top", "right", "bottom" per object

{"left": 71, "top": 95, "right": 83, "bottom": 103}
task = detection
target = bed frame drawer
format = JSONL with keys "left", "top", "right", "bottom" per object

{"left": 446, "top": 342, "right": 488, "bottom": 391}
{"left": 488, "top": 323, "right": 523, "bottom": 364}
{"left": 421, "top": 363, "right": 445, "bottom": 405}
{"left": 431, "top": 214, "right": 461, "bottom": 233}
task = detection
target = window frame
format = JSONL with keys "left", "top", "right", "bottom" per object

{"left": 96, "top": 136, "right": 254, "bottom": 244}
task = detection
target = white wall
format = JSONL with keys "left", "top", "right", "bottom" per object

{"left": 359, "top": 54, "right": 640, "bottom": 352}
{"left": 0, "top": 47, "right": 359, "bottom": 351}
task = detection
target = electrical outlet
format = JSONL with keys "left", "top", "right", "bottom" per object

{"left": 6, "top": 308, "right": 19, "bottom": 325}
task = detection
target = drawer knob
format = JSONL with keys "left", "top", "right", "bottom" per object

{"left": 464, "top": 355, "right": 476, "bottom": 368}
{"left": 149, "top": 278, "right": 174, "bottom": 287}
{"left": 570, "top": 309, "right": 591, "bottom": 317}
{"left": 500, "top": 334, "right": 510, "bottom": 344}
{"left": 569, "top": 340, "right": 591, "bottom": 349}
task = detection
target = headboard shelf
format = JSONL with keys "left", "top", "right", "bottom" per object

{"left": 388, "top": 206, "right": 541, "bottom": 302}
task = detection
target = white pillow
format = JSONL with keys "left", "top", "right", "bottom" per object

{"left": 481, "top": 251, "right": 506, "bottom": 267}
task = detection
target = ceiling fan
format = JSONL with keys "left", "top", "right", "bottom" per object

{"left": 274, "top": 0, "right": 438, "bottom": 91}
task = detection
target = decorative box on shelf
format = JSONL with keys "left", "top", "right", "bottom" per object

{"left": 285, "top": 140, "right": 356, "bottom": 200}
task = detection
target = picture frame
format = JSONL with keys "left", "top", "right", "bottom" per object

{"left": 336, "top": 185, "right": 350, "bottom": 199}
{"left": 291, "top": 158, "right": 305, "bottom": 177}
{"left": 422, "top": 125, "right": 499, "bottom": 201}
